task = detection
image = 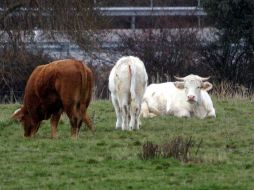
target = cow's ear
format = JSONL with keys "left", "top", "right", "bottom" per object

{"left": 202, "top": 82, "right": 213, "bottom": 91}
{"left": 12, "top": 108, "right": 24, "bottom": 122}
{"left": 174, "top": 82, "right": 185, "bottom": 89}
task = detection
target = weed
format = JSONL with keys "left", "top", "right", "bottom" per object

{"left": 140, "top": 136, "right": 202, "bottom": 162}
{"left": 139, "top": 141, "right": 160, "bottom": 160}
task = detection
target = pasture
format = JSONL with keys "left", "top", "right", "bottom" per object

{"left": 0, "top": 99, "right": 254, "bottom": 189}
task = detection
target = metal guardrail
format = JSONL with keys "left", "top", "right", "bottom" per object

{"left": 0, "top": 41, "right": 119, "bottom": 51}
{"left": 0, "top": 6, "right": 206, "bottom": 29}
{"left": 0, "top": 6, "right": 206, "bottom": 17}
{"left": 98, "top": 7, "right": 206, "bottom": 16}
{"left": 97, "top": 6, "right": 206, "bottom": 29}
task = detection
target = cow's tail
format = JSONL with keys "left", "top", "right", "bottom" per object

{"left": 79, "top": 61, "right": 94, "bottom": 132}
{"left": 79, "top": 62, "right": 87, "bottom": 105}
{"left": 129, "top": 57, "right": 137, "bottom": 99}
{"left": 81, "top": 63, "right": 94, "bottom": 109}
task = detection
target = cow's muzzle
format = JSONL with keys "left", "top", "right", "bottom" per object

{"left": 187, "top": 95, "right": 197, "bottom": 104}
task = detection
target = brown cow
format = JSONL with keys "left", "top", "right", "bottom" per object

{"left": 12, "top": 59, "right": 94, "bottom": 138}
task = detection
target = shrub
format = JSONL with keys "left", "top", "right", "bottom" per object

{"left": 139, "top": 136, "right": 202, "bottom": 163}
{"left": 0, "top": 48, "right": 52, "bottom": 102}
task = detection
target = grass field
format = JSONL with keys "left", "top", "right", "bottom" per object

{"left": 0, "top": 99, "right": 254, "bottom": 189}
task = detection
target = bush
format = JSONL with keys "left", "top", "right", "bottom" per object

{"left": 201, "top": 0, "right": 254, "bottom": 88}
{"left": 0, "top": 48, "right": 52, "bottom": 102}
{"left": 199, "top": 40, "right": 254, "bottom": 88}
{"left": 139, "top": 136, "right": 202, "bottom": 162}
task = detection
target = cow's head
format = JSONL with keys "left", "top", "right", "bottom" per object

{"left": 12, "top": 106, "right": 40, "bottom": 137}
{"left": 174, "top": 74, "right": 213, "bottom": 104}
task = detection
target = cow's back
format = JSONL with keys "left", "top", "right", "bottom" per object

{"left": 109, "top": 56, "right": 147, "bottom": 97}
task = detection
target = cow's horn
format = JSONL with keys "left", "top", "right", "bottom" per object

{"left": 200, "top": 76, "right": 210, "bottom": 81}
{"left": 174, "top": 76, "right": 184, "bottom": 81}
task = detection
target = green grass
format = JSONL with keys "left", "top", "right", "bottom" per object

{"left": 1, "top": 99, "right": 254, "bottom": 189}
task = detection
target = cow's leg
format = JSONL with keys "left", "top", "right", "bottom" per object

{"left": 174, "top": 109, "right": 191, "bottom": 118}
{"left": 120, "top": 90, "right": 132, "bottom": 131}
{"left": 71, "top": 110, "right": 89, "bottom": 139}
{"left": 70, "top": 117, "right": 82, "bottom": 139}
{"left": 140, "top": 101, "right": 150, "bottom": 118}
{"left": 147, "top": 113, "right": 157, "bottom": 118}
{"left": 116, "top": 92, "right": 129, "bottom": 130}
{"left": 76, "top": 119, "right": 83, "bottom": 136}
{"left": 135, "top": 106, "right": 141, "bottom": 130}
{"left": 50, "top": 110, "right": 62, "bottom": 138}
{"left": 30, "top": 123, "right": 41, "bottom": 137}
{"left": 129, "top": 112, "right": 137, "bottom": 130}
{"left": 130, "top": 100, "right": 141, "bottom": 130}
{"left": 121, "top": 102, "right": 129, "bottom": 130}
{"left": 62, "top": 101, "right": 82, "bottom": 138}
{"left": 129, "top": 103, "right": 135, "bottom": 131}
{"left": 70, "top": 117, "right": 77, "bottom": 138}
{"left": 207, "top": 108, "right": 216, "bottom": 118}
{"left": 111, "top": 94, "right": 122, "bottom": 129}
{"left": 64, "top": 105, "right": 79, "bottom": 138}
{"left": 135, "top": 98, "right": 142, "bottom": 130}
{"left": 82, "top": 112, "right": 95, "bottom": 132}
{"left": 71, "top": 127, "right": 78, "bottom": 139}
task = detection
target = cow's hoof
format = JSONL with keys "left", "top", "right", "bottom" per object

{"left": 115, "top": 126, "right": 122, "bottom": 130}
{"left": 71, "top": 135, "right": 78, "bottom": 139}
{"left": 121, "top": 127, "right": 129, "bottom": 131}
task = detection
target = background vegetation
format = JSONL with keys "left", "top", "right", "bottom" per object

{"left": 201, "top": 0, "right": 254, "bottom": 86}
{"left": 0, "top": 0, "right": 108, "bottom": 101}
{"left": 0, "top": 0, "right": 253, "bottom": 101}
{"left": 1, "top": 99, "right": 254, "bottom": 189}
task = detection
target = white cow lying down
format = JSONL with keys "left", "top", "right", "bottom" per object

{"left": 141, "top": 74, "right": 216, "bottom": 119}
{"left": 109, "top": 56, "right": 148, "bottom": 130}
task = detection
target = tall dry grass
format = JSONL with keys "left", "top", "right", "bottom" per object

{"left": 211, "top": 81, "right": 254, "bottom": 100}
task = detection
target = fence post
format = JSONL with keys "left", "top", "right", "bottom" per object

{"left": 150, "top": 0, "right": 153, "bottom": 7}
{"left": 131, "top": 16, "right": 136, "bottom": 30}
{"left": 198, "top": 0, "right": 201, "bottom": 28}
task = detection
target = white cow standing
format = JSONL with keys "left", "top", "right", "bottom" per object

{"left": 109, "top": 56, "right": 148, "bottom": 130}
{"left": 141, "top": 74, "right": 216, "bottom": 119}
